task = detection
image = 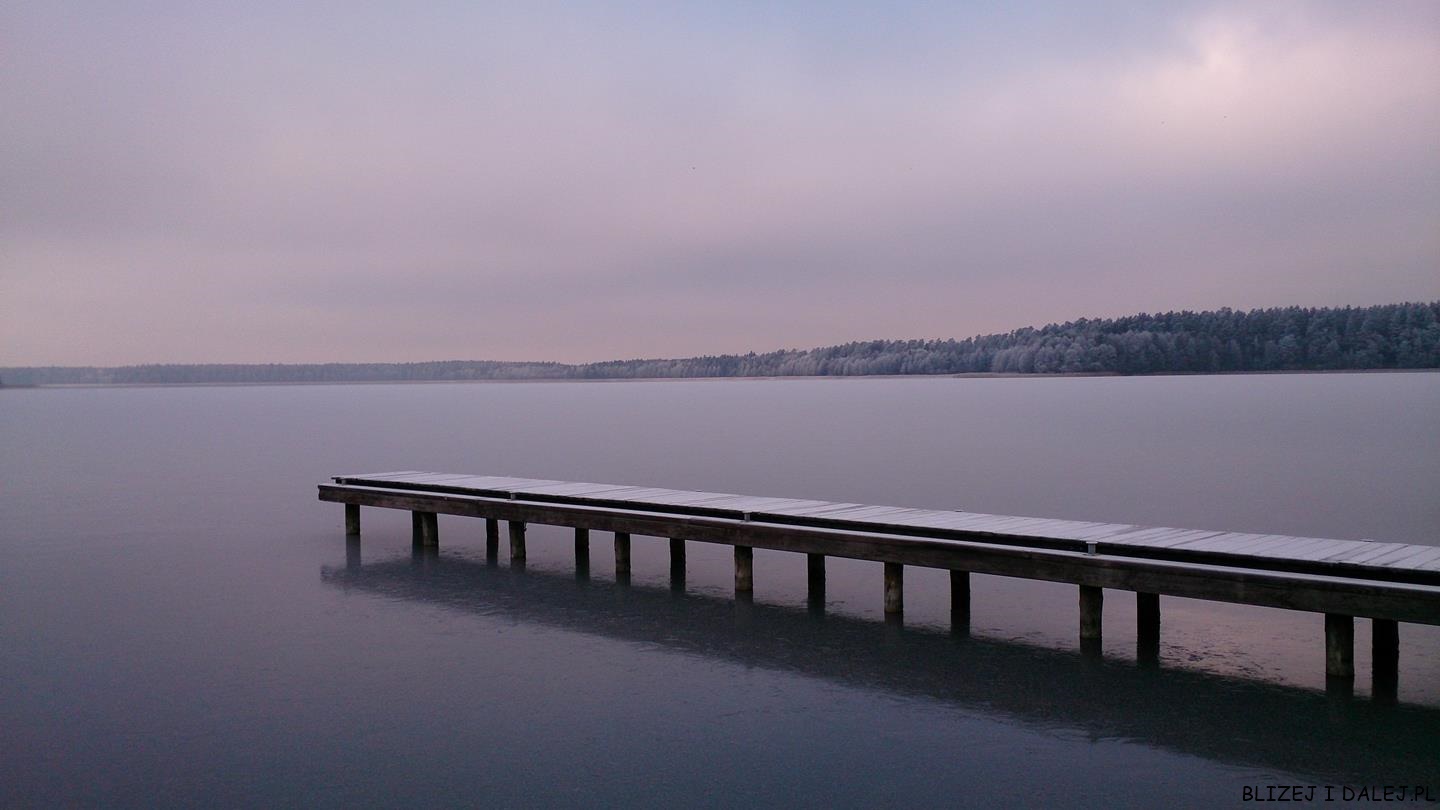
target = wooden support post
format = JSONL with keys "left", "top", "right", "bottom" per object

{"left": 344, "top": 503, "right": 360, "bottom": 536}
{"left": 570, "top": 527, "right": 587, "bottom": 570}
{"left": 807, "top": 553, "right": 826, "bottom": 609}
{"left": 950, "top": 570, "right": 971, "bottom": 636}
{"left": 614, "top": 532, "right": 631, "bottom": 578}
{"left": 1325, "top": 613, "right": 1354, "bottom": 679}
{"left": 509, "top": 521, "right": 527, "bottom": 563}
{"left": 1079, "top": 585, "right": 1103, "bottom": 641}
{"left": 1372, "top": 618, "right": 1398, "bottom": 702}
{"left": 1137, "top": 592, "right": 1160, "bottom": 664}
{"left": 669, "top": 538, "right": 686, "bottom": 591}
{"left": 734, "top": 546, "right": 753, "bottom": 593}
{"left": 412, "top": 511, "right": 438, "bottom": 547}
{"left": 884, "top": 563, "right": 903, "bottom": 615}
{"left": 485, "top": 519, "right": 499, "bottom": 561}
{"left": 345, "top": 535, "right": 361, "bottom": 569}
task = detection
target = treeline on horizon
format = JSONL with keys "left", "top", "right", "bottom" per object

{"left": 4, "top": 302, "right": 1438, "bottom": 386}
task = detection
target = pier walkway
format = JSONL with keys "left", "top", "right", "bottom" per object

{"left": 320, "top": 471, "right": 1440, "bottom": 697}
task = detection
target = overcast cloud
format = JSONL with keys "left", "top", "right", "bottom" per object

{"left": 2, "top": 1, "right": 1437, "bottom": 364}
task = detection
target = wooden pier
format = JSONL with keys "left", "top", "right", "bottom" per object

{"left": 319, "top": 471, "right": 1440, "bottom": 696}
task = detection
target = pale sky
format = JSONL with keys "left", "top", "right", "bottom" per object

{"left": 3, "top": 1, "right": 1438, "bottom": 365}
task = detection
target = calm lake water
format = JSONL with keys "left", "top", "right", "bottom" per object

{"left": 2, "top": 374, "right": 1437, "bottom": 807}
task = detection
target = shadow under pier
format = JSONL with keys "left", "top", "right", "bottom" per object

{"left": 322, "top": 555, "right": 1440, "bottom": 788}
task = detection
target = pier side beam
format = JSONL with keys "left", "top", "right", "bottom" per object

{"left": 614, "top": 532, "right": 632, "bottom": 579}
{"left": 807, "top": 554, "right": 826, "bottom": 609}
{"left": 1079, "top": 585, "right": 1103, "bottom": 643}
{"left": 1325, "top": 613, "right": 1355, "bottom": 679}
{"left": 669, "top": 538, "right": 686, "bottom": 591}
{"left": 951, "top": 570, "right": 971, "bottom": 636}
{"left": 485, "top": 519, "right": 499, "bottom": 561}
{"left": 344, "top": 503, "right": 360, "bottom": 536}
{"left": 1372, "top": 619, "right": 1398, "bottom": 702}
{"left": 734, "top": 546, "right": 754, "bottom": 593}
{"left": 509, "top": 521, "right": 527, "bottom": 563}
{"left": 884, "top": 563, "right": 904, "bottom": 616}
{"left": 412, "top": 511, "right": 438, "bottom": 547}
{"left": 1137, "top": 592, "right": 1161, "bottom": 664}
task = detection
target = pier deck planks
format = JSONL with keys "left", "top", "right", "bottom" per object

{"left": 327, "top": 472, "right": 1440, "bottom": 596}
{"left": 321, "top": 478, "right": 1440, "bottom": 635}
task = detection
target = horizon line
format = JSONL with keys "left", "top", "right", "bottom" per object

{"left": 4, "top": 300, "right": 1434, "bottom": 370}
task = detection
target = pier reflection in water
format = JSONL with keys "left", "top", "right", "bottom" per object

{"left": 323, "top": 547, "right": 1440, "bottom": 789}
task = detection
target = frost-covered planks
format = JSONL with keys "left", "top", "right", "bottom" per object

{"left": 1404, "top": 547, "right": 1440, "bottom": 571}
{"left": 680, "top": 496, "right": 798, "bottom": 513}
{"left": 760, "top": 505, "right": 940, "bottom": 525}
{"left": 327, "top": 472, "right": 1440, "bottom": 585}
{"left": 809, "top": 506, "right": 931, "bottom": 523}
{"left": 1090, "top": 528, "right": 1440, "bottom": 584}
{"left": 858, "top": 511, "right": 967, "bottom": 529}
{"left": 340, "top": 473, "right": 540, "bottom": 494}
{"left": 504, "top": 481, "right": 636, "bottom": 497}
{"left": 322, "top": 477, "right": 1440, "bottom": 626}
{"left": 758, "top": 501, "right": 869, "bottom": 517}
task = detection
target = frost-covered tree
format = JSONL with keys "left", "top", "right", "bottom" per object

{"left": 4, "top": 302, "right": 1437, "bottom": 384}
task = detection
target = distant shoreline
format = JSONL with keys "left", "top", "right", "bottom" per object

{"left": 3, "top": 367, "right": 1434, "bottom": 390}
{"left": 5, "top": 303, "right": 1436, "bottom": 386}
